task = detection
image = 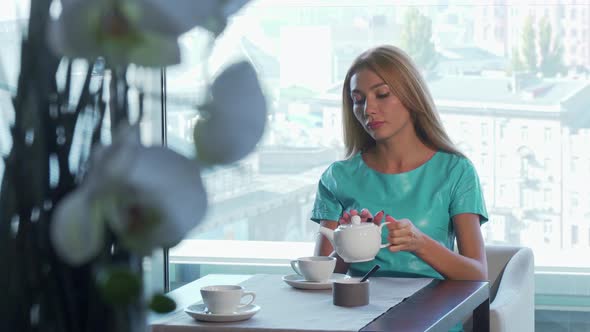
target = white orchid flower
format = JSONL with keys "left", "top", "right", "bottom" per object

{"left": 48, "top": 0, "right": 251, "bottom": 66}
{"left": 92, "top": 125, "right": 208, "bottom": 255}
{"left": 51, "top": 124, "right": 208, "bottom": 263}
{"left": 100, "top": 148, "right": 208, "bottom": 254}
{"left": 136, "top": 0, "right": 251, "bottom": 36}
{"left": 193, "top": 61, "right": 267, "bottom": 164}
{"left": 50, "top": 188, "right": 105, "bottom": 266}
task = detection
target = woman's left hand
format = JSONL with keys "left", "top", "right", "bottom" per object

{"left": 385, "top": 216, "right": 427, "bottom": 254}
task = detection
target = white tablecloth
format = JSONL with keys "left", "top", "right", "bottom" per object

{"left": 151, "top": 274, "right": 433, "bottom": 332}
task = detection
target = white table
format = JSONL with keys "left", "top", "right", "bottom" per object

{"left": 150, "top": 274, "right": 433, "bottom": 332}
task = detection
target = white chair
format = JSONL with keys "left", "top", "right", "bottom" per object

{"left": 464, "top": 245, "right": 535, "bottom": 332}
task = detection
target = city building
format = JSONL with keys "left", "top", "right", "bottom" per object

{"left": 473, "top": 0, "right": 590, "bottom": 70}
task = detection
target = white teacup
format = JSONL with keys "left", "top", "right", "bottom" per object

{"left": 200, "top": 285, "right": 256, "bottom": 314}
{"left": 290, "top": 256, "right": 336, "bottom": 282}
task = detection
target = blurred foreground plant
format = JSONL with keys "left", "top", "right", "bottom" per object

{"left": 0, "top": 0, "right": 266, "bottom": 331}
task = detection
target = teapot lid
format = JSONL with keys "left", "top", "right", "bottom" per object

{"left": 339, "top": 215, "right": 374, "bottom": 229}
{"left": 339, "top": 222, "right": 374, "bottom": 229}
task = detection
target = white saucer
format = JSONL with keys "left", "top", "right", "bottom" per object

{"left": 185, "top": 303, "right": 260, "bottom": 322}
{"left": 282, "top": 273, "right": 350, "bottom": 290}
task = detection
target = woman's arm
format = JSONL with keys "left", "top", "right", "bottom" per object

{"left": 314, "top": 220, "right": 349, "bottom": 273}
{"left": 387, "top": 213, "right": 487, "bottom": 280}
{"left": 414, "top": 213, "right": 487, "bottom": 280}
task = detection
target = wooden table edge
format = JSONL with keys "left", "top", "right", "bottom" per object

{"left": 360, "top": 279, "right": 490, "bottom": 332}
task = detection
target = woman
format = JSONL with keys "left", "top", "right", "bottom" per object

{"left": 311, "top": 45, "right": 488, "bottom": 281}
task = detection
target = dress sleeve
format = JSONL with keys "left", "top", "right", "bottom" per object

{"left": 449, "top": 159, "right": 489, "bottom": 224}
{"left": 310, "top": 175, "right": 343, "bottom": 224}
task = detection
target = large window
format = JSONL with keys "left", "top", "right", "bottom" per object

{"left": 2, "top": 0, "right": 590, "bottom": 330}
{"left": 162, "top": 1, "right": 590, "bottom": 329}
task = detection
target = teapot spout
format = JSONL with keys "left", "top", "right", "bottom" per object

{"left": 318, "top": 226, "right": 335, "bottom": 247}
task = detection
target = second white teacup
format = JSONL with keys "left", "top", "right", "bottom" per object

{"left": 200, "top": 285, "right": 256, "bottom": 314}
{"left": 290, "top": 256, "right": 336, "bottom": 282}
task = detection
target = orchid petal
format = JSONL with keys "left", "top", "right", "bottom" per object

{"left": 194, "top": 61, "right": 267, "bottom": 164}
{"left": 100, "top": 146, "right": 207, "bottom": 254}
{"left": 137, "top": 0, "right": 251, "bottom": 36}
{"left": 79, "top": 121, "right": 207, "bottom": 254}
{"left": 222, "top": 0, "right": 251, "bottom": 18}
{"left": 50, "top": 189, "right": 105, "bottom": 266}
{"left": 87, "top": 131, "right": 207, "bottom": 254}
{"left": 121, "top": 32, "right": 181, "bottom": 67}
{"left": 48, "top": 0, "right": 182, "bottom": 66}
{"left": 58, "top": 0, "right": 251, "bottom": 35}
{"left": 116, "top": 146, "right": 208, "bottom": 251}
{"left": 87, "top": 124, "right": 141, "bottom": 188}
{"left": 137, "top": 0, "right": 219, "bottom": 36}
{"left": 48, "top": 1, "right": 102, "bottom": 60}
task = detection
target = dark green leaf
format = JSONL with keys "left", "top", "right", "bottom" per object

{"left": 149, "top": 293, "right": 177, "bottom": 314}
{"left": 96, "top": 266, "right": 142, "bottom": 305}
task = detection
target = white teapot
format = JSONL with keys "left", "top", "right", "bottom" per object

{"left": 319, "top": 215, "right": 390, "bottom": 263}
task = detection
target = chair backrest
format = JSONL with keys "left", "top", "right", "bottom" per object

{"left": 486, "top": 244, "right": 535, "bottom": 332}
{"left": 463, "top": 245, "right": 535, "bottom": 332}
{"left": 486, "top": 245, "right": 525, "bottom": 301}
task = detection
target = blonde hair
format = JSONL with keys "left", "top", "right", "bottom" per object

{"left": 341, "top": 45, "right": 463, "bottom": 158}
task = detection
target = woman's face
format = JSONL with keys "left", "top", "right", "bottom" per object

{"left": 349, "top": 68, "right": 412, "bottom": 143}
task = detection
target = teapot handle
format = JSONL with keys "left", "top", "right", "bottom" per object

{"left": 379, "top": 222, "right": 391, "bottom": 248}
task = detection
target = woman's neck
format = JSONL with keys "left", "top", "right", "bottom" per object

{"left": 364, "top": 132, "right": 435, "bottom": 174}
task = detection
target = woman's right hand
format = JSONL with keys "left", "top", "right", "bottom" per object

{"left": 339, "top": 208, "right": 385, "bottom": 226}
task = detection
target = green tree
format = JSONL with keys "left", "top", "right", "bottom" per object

{"left": 400, "top": 8, "right": 437, "bottom": 71}
{"left": 538, "top": 16, "right": 565, "bottom": 77}
{"left": 509, "top": 46, "right": 524, "bottom": 73}
{"left": 520, "top": 15, "right": 537, "bottom": 73}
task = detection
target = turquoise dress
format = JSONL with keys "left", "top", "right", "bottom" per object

{"left": 311, "top": 151, "right": 488, "bottom": 279}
